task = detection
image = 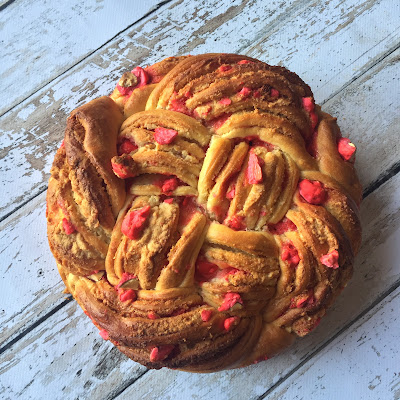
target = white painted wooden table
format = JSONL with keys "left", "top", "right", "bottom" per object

{"left": 1, "top": 1, "right": 399, "bottom": 399}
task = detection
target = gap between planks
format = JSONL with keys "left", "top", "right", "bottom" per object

{"left": 0, "top": 0, "right": 174, "bottom": 119}
{"left": 320, "top": 40, "right": 400, "bottom": 106}
{"left": 0, "top": 184, "right": 47, "bottom": 224}
{"left": 363, "top": 160, "right": 400, "bottom": 198}
{"left": 0, "top": 296, "right": 72, "bottom": 355}
{"left": 0, "top": 0, "right": 16, "bottom": 12}
{"left": 258, "top": 277, "right": 400, "bottom": 400}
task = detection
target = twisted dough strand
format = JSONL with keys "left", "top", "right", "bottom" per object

{"left": 47, "top": 97, "right": 124, "bottom": 275}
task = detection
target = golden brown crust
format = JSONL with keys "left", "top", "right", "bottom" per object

{"left": 47, "top": 97, "right": 124, "bottom": 275}
{"left": 47, "top": 54, "right": 362, "bottom": 372}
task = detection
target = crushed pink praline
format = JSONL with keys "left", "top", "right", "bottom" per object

{"left": 299, "top": 179, "right": 327, "bottom": 205}
{"left": 154, "top": 127, "right": 178, "bottom": 145}
{"left": 148, "top": 311, "right": 160, "bottom": 320}
{"left": 238, "top": 87, "right": 251, "bottom": 98}
{"left": 302, "top": 97, "right": 314, "bottom": 112}
{"left": 149, "top": 345, "right": 175, "bottom": 362}
{"left": 161, "top": 177, "right": 179, "bottom": 195}
{"left": 121, "top": 205, "right": 151, "bottom": 240}
{"left": 224, "top": 316, "right": 239, "bottom": 331}
{"left": 337, "top": 137, "right": 356, "bottom": 161}
{"left": 111, "top": 160, "right": 135, "bottom": 179}
{"left": 268, "top": 217, "right": 297, "bottom": 235}
{"left": 118, "top": 139, "right": 138, "bottom": 155}
{"left": 119, "top": 289, "right": 137, "bottom": 302}
{"left": 195, "top": 260, "right": 219, "bottom": 282}
{"left": 219, "top": 97, "right": 232, "bottom": 106}
{"left": 219, "top": 65, "right": 232, "bottom": 72}
{"left": 99, "top": 329, "right": 109, "bottom": 340}
{"left": 320, "top": 250, "right": 340, "bottom": 269}
{"left": 246, "top": 152, "right": 263, "bottom": 184}
{"left": 270, "top": 88, "right": 280, "bottom": 98}
{"left": 200, "top": 309, "right": 213, "bottom": 322}
{"left": 281, "top": 242, "right": 300, "bottom": 268}
{"left": 218, "top": 292, "right": 243, "bottom": 312}
{"left": 224, "top": 214, "right": 246, "bottom": 231}
{"left": 226, "top": 186, "right": 235, "bottom": 200}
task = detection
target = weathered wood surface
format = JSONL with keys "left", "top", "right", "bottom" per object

{"left": 0, "top": 193, "right": 64, "bottom": 349}
{"left": 248, "top": 0, "right": 400, "bottom": 104}
{"left": 1, "top": 4, "right": 399, "bottom": 349}
{"left": 0, "top": 300, "right": 147, "bottom": 400}
{"left": 1, "top": 156, "right": 399, "bottom": 400}
{"left": 1, "top": 0, "right": 399, "bottom": 399}
{"left": 262, "top": 286, "right": 400, "bottom": 400}
{"left": 1, "top": 0, "right": 399, "bottom": 221}
{"left": 0, "top": 0, "right": 164, "bottom": 116}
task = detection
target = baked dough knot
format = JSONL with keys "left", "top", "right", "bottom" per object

{"left": 46, "top": 54, "right": 362, "bottom": 372}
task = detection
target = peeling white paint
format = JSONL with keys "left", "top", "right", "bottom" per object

{"left": 16, "top": 104, "right": 37, "bottom": 121}
{"left": 0, "top": 0, "right": 164, "bottom": 115}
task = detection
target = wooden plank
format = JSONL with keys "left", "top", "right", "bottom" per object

{"left": 2, "top": 154, "right": 399, "bottom": 399}
{"left": 247, "top": 0, "right": 400, "bottom": 104}
{"left": 0, "top": 0, "right": 165, "bottom": 116}
{"left": 0, "top": 300, "right": 147, "bottom": 400}
{"left": 1, "top": 0, "right": 399, "bottom": 221}
{"left": 0, "top": 192, "right": 65, "bottom": 349}
{"left": 322, "top": 53, "right": 400, "bottom": 192}
{"left": 261, "top": 285, "right": 400, "bottom": 400}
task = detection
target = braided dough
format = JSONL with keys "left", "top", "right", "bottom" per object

{"left": 46, "top": 54, "right": 362, "bottom": 372}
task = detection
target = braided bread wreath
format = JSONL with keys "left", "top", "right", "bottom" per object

{"left": 46, "top": 53, "right": 362, "bottom": 372}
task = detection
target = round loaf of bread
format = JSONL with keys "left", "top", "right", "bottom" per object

{"left": 46, "top": 53, "right": 362, "bottom": 372}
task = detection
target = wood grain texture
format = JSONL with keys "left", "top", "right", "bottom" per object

{"left": 248, "top": 0, "right": 400, "bottom": 104}
{"left": 0, "top": 0, "right": 165, "bottom": 116}
{"left": 263, "top": 286, "right": 400, "bottom": 400}
{"left": 0, "top": 301, "right": 147, "bottom": 400}
{"left": 0, "top": 193, "right": 64, "bottom": 350}
{"left": 2, "top": 156, "right": 399, "bottom": 400}
{"left": 1, "top": 0, "right": 399, "bottom": 221}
